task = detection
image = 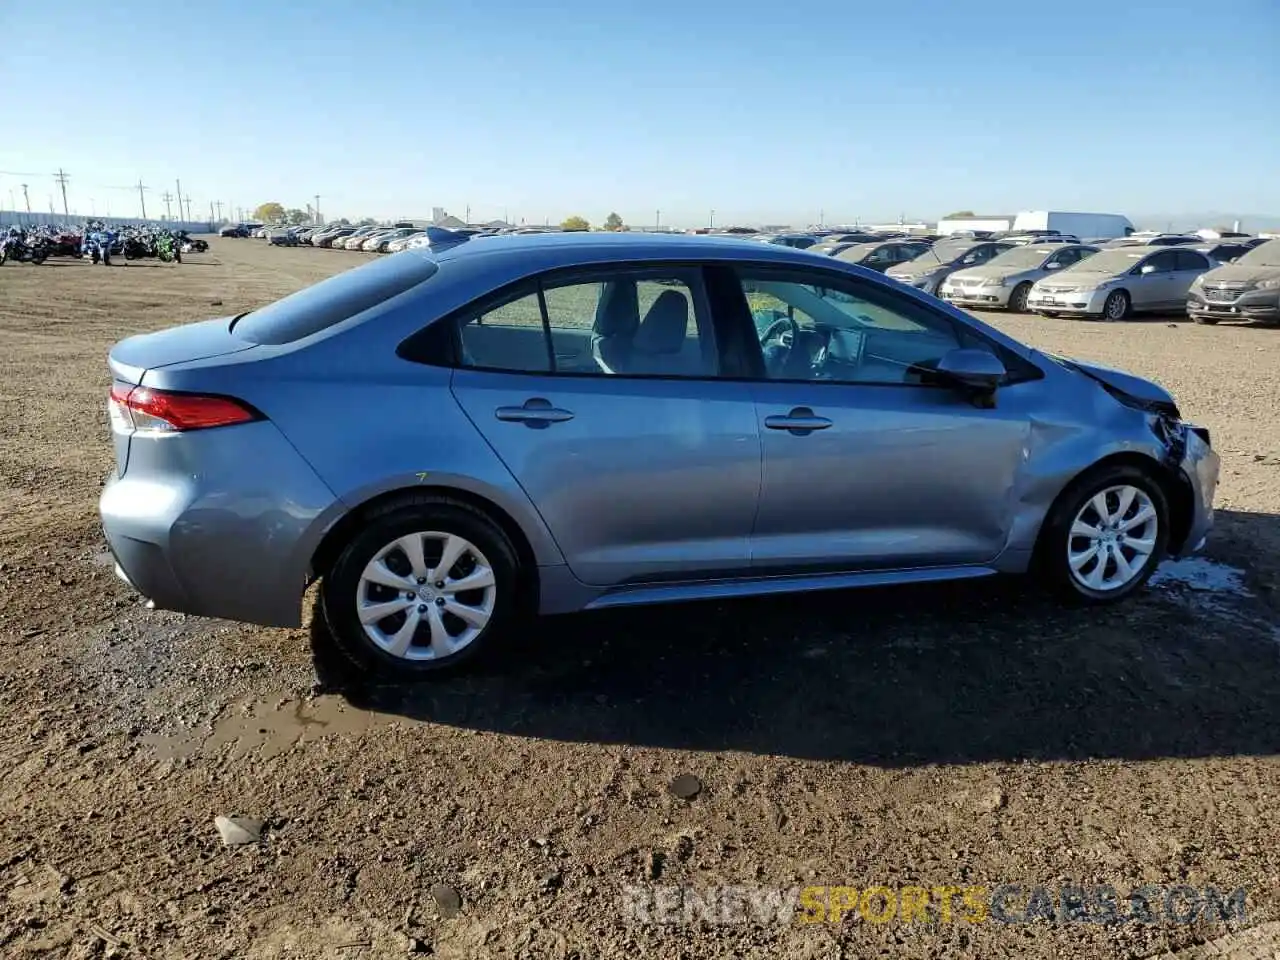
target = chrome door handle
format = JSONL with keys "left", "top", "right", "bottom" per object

{"left": 495, "top": 397, "right": 575, "bottom": 427}
{"left": 764, "top": 407, "right": 832, "bottom": 432}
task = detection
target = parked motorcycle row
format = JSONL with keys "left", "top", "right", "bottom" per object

{"left": 0, "top": 222, "right": 209, "bottom": 267}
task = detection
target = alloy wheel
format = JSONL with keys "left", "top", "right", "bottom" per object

{"left": 356, "top": 531, "right": 497, "bottom": 661}
{"left": 1066, "top": 485, "right": 1158, "bottom": 592}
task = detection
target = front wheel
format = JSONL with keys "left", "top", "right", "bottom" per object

{"left": 1102, "top": 289, "right": 1130, "bottom": 321}
{"left": 1037, "top": 464, "right": 1168, "bottom": 604}
{"left": 30, "top": 249, "right": 46, "bottom": 265}
{"left": 321, "top": 496, "right": 521, "bottom": 679}
{"left": 1009, "top": 282, "right": 1033, "bottom": 313}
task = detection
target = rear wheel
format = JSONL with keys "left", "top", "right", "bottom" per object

{"left": 1102, "top": 290, "right": 1130, "bottom": 321}
{"left": 321, "top": 496, "right": 521, "bottom": 679}
{"left": 1009, "top": 282, "right": 1033, "bottom": 313}
{"left": 1037, "top": 464, "right": 1168, "bottom": 604}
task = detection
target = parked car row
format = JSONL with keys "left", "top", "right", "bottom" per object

{"left": 1007, "top": 238, "right": 1280, "bottom": 324}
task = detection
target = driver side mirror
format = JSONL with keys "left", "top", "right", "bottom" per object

{"left": 935, "top": 348, "right": 1006, "bottom": 406}
{"left": 1045, "top": 261, "right": 1063, "bottom": 269}
{"left": 1140, "top": 263, "right": 1157, "bottom": 275}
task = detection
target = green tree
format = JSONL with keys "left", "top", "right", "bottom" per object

{"left": 561, "top": 215, "right": 590, "bottom": 232}
{"left": 253, "top": 202, "right": 286, "bottom": 223}
{"left": 284, "top": 208, "right": 310, "bottom": 226}
{"left": 944, "top": 210, "right": 976, "bottom": 218}
{"left": 603, "top": 212, "right": 624, "bottom": 231}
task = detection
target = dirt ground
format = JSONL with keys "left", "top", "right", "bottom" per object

{"left": 1, "top": 239, "right": 1278, "bottom": 959}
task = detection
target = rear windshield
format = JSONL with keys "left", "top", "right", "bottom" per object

{"left": 231, "top": 250, "right": 439, "bottom": 344}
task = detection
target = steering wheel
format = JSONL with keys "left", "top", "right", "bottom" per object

{"left": 757, "top": 311, "right": 800, "bottom": 373}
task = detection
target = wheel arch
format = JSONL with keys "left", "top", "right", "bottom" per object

{"left": 309, "top": 484, "right": 542, "bottom": 604}
{"left": 1032, "top": 450, "right": 1193, "bottom": 560}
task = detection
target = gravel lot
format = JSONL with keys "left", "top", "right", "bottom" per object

{"left": 1, "top": 239, "right": 1278, "bottom": 959}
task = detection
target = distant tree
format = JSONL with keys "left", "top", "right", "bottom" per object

{"left": 944, "top": 210, "right": 976, "bottom": 219}
{"left": 253, "top": 202, "right": 286, "bottom": 223}
{"left": 336, "top": 217, "right": 351, "bottom": 226}
{"left": 603, "top": 212, "right": 624, "bottom": 231}
{"left": 561, "top": 215, "right": 590, "bottom": 232}
{"left": 358, "top": 217, "right": 378, "bottom": 226}
{"left": 284, "top": 208, "right": 310, "bottom": 226}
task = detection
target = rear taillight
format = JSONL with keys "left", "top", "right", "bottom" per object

{"left": 108, "top": 383, "right": 259, "bottom": 433}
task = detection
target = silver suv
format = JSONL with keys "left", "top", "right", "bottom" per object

{"left": 1187, "top": 238, "right": 1280, "bottom": 325}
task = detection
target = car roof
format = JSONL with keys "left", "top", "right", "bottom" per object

{"left": 431, "top": 230, "right": 832, "bottom": 268}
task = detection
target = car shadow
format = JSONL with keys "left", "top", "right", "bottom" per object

{"left": 312, "top": 509, "right": 1280, "bottom": 766}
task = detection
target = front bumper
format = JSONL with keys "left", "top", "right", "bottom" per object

{"left": 1187, "top": 289, "right": 1280, "bottom": 321}
{"left": 1026, "top": 287, "right": 1109, "bottom": 316}
{"left": 940, "top": 284, "right": 1013, "bottom": 308}
{"left": 1174, "top": 427, "right": 1220, "bottom": 557}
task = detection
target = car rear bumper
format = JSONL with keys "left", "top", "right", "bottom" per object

{"left": 99, "top": 420, "right": 339, "bottom": 628}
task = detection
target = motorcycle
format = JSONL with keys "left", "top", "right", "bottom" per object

{"left": 83, "top": 231, "right": 114, "bottom": 265}
{"left": 155, "top": 232, "right": 182, "bottom": 263}
{"left": 0, "top": 232, "right": 49, "bottom": 265}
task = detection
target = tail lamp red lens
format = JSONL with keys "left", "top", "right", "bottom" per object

{"left": 108, "top": 383, "right": 259, "bottom": 432}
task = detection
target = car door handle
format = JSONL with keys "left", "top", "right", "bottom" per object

{"left": 764, "top": 407, "right": 833, "bottom": 432}
{"left": 495, "top": 398, "right": 575, "bottom": 426}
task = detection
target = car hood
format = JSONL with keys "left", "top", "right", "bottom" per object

{"left": 1199, "top": 263, "right": 1280, "bottom": 284}
{"left": 886, "top": 260, "right": 947, "bottom": 278}
{"left": 1051, "top": 354, "right": 1178, "bottom": 411}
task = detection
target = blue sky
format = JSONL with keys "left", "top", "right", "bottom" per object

{"left": 2, "top": 0, "right": 1277, "bottom": 227}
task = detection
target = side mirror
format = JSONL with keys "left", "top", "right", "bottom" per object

{"left": 1045, "top": 261, "right": 1063, "bottom": 270}
{"left": 1140, "top": 263, "right": 1157, "bottom": 275}
{"left": 935, "top": 348, "right": 1006, "bottom": 405}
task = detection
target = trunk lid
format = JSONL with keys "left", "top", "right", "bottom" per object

{"left": 108, "top": 316, "right": 258, "bottom": 384}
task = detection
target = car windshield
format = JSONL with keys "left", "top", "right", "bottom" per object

{"left": 1067, "top": 248, "right": 1147, "bottom": 273}
{"left": 1238, "top": 240, "right": 1280, "bottom": 267}
{"left": 985, "top": 246, "right": 1059, "bottom": 269}
{"left": 908, "top": 239, "right": 975, "bottom": 265}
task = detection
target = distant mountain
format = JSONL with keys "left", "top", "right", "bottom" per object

{"left": 1130, "top": 213, "right": 1280, "bottom": 233}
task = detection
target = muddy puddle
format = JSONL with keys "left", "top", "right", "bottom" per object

{"left": 142, "top": 695, "right": 416, "bottom": 761}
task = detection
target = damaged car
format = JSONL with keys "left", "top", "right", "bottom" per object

{"left": 99, "top": 231, "right": 1219, "bottom": 679}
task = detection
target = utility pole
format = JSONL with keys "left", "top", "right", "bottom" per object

{"left": 175, "top": 180, "right": 183, "bottom": 221}
{"left": 656, "top": 209, "right": 661, "bottom": 230}
{"left": 21, "top": 183, "right": 31, "bottom": 214}
{"left": 183, "top": 195, "right": 192, "bottom": 222}
{"left": 209, "top": 201, "right": 215, "bottom": 222}
{"left": 709, "top": 209, "right": 715, "bottom": 229}
{"left": 53, "top": 169, "right": 70, "bottom": 216}
{"left": 465, "top": 204, "right": 471, "bottom": 224}
{"left": 314, "top": 194, "right": 321, "bottom": 224}
{"left": 215, "top": 201, "right": 223, "bottom": 221}
{"left": 161, "top": 191, "right": 174, "bottom": 220}
{"left": 136, "top": 180, "right": 148, "bottom": 219}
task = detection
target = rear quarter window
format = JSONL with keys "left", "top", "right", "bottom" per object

{"left": 232, "top": 252, "right": 439, "bottom": 344}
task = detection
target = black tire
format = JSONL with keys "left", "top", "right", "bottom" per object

{"left": 320, "top": 495, "right": 521, "bottom": 679}
{"left": 1102, "top": 289, "right": 1130, "bottom": 321}
{"left": 1036, "top": 463, "right": 1169, "bottom": 604}
{"left": 1192, "top": 315, "right": 1219, "bottom": 325}
{"left": 31, "top": 250, "right": 46, "bottom": 265}
{"left": 1009, "top": 282, "right": 1033, "bottom": 313}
